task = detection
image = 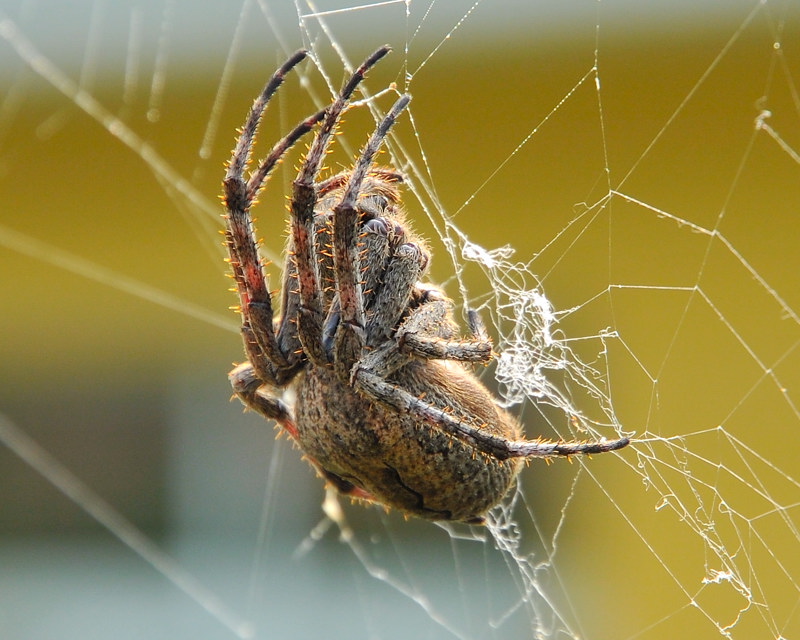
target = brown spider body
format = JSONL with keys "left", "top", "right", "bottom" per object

{"left": 286, "top": 175, "right": 522, "bottom": 522}
{"left": 223, "top": 47, "right": 629, "bottom": 525}
{"left": 296, "top": 361, "right": 523, "bottom": 522}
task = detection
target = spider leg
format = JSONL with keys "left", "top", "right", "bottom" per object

{"left": 229, "top": 362, "right": 298, "bottom": 439}
{"left": 229, "top": 362, "right": 377, "bottom": 503}
{"left": 361, "top": 227, "right": 426, "bottom": 351}
{"left": 291, "top": 46, "right": 393, "bottom": 366}
{"left": 329, "top": 94, "right": 411, "bottom": 376}
{"left": 226, "top": 50, "right": 307, "bottom": 185}
{"left": 321, "top": 215, "right": 400, "bottom": 356}
{"left": 360, "top": 217, "right": 400, "bottom": 309}
{"left": 223, "top": 49, "right": 325, "bottom": 383}
{"left": 395, "top": 298, "right": 494, "bottom": 362}
{"left": 352, "top": 293, "right": 630, "bottom": 460}
{"left": 350, "top": 291, "right": 493, "bottom": 394}
{"left": 355, "top": 367, "right": 630, "bottom": 460}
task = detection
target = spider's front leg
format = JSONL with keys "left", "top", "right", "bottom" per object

{"left": 290, "top": 46, "right": 399, "bottom": 366}
{"left": 223, "top": 49, "right": 324, "bottom": 387}
{"left": 223, "top": 50, "right": 343, "bottom": 441}
{"left": 325, "top": 95, "right": 411, "bottom": 378}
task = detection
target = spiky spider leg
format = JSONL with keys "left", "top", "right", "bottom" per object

{"left": 224, "top": 49, "right": 325, "bottom": 382}
{"left": 329, "top": 93, "right": 412, "bottom": 377}
{"left": 290, "top": 45, "right": 396, "bottom": 366}
{"left": 355, "top": 366, "right": 629, "bottom": 461}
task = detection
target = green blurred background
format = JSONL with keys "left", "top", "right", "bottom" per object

{"left": 1, "top": 1, "right": 799, "bottom": 638}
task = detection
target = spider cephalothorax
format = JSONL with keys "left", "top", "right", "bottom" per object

{"left": 223, "top": 46, "right": 629, "bottom": 523}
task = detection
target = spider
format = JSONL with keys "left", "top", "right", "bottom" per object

{"left": 222, "top": 46, "right": 630, "bottom": 524}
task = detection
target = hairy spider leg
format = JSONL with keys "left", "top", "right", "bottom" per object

{"left": 355, "top": 357, "right": 630, "bottom": 461}
{"left": 226, "top": 109, "right": 326, "bottom": 378}
{"left": 347, "top": 285, "right": 630, "bottom": 460}
{"left": 329, "top": 94, "right": 412, "bottom": 378}
{"left": 291, "top": 45, "right": 392, "bottom": 366}
{"left": 226, "top": 49, "right": 307, "bottom": 183}
{"left": 223, "top": 51, "right": 342, "bottom": 443}
{"left": 394, "top": 297, "right": 494, "bottom": 362}
{"left": 224, "top": 49, "right": 325, "bottom": 384}
{"left": 228, "top": 362, "right": 298, "bottom": 439}
{"left": 361, "top": 220, "right": 423, "bottom": 349}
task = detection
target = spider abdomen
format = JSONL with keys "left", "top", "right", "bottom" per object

{"left": 295, "top": 363, "right": 523, "bottom": 523}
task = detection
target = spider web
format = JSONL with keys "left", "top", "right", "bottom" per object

{"left": 1, "top": 1, "right": 799, "bottom": 639}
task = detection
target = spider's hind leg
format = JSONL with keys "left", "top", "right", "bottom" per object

{"left": 352, "top": 294, "right": 631, "bottom": 461}
{"left": 354, "top": 363, "right": 630, "bottom": 461}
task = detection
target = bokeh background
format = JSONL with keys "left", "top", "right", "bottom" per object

{"left": 1, "top": 1, "right": 799, "bottom": 638}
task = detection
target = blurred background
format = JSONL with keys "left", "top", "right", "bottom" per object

{"left": 1, "top": 1, "right": 799, "bottom": 638}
